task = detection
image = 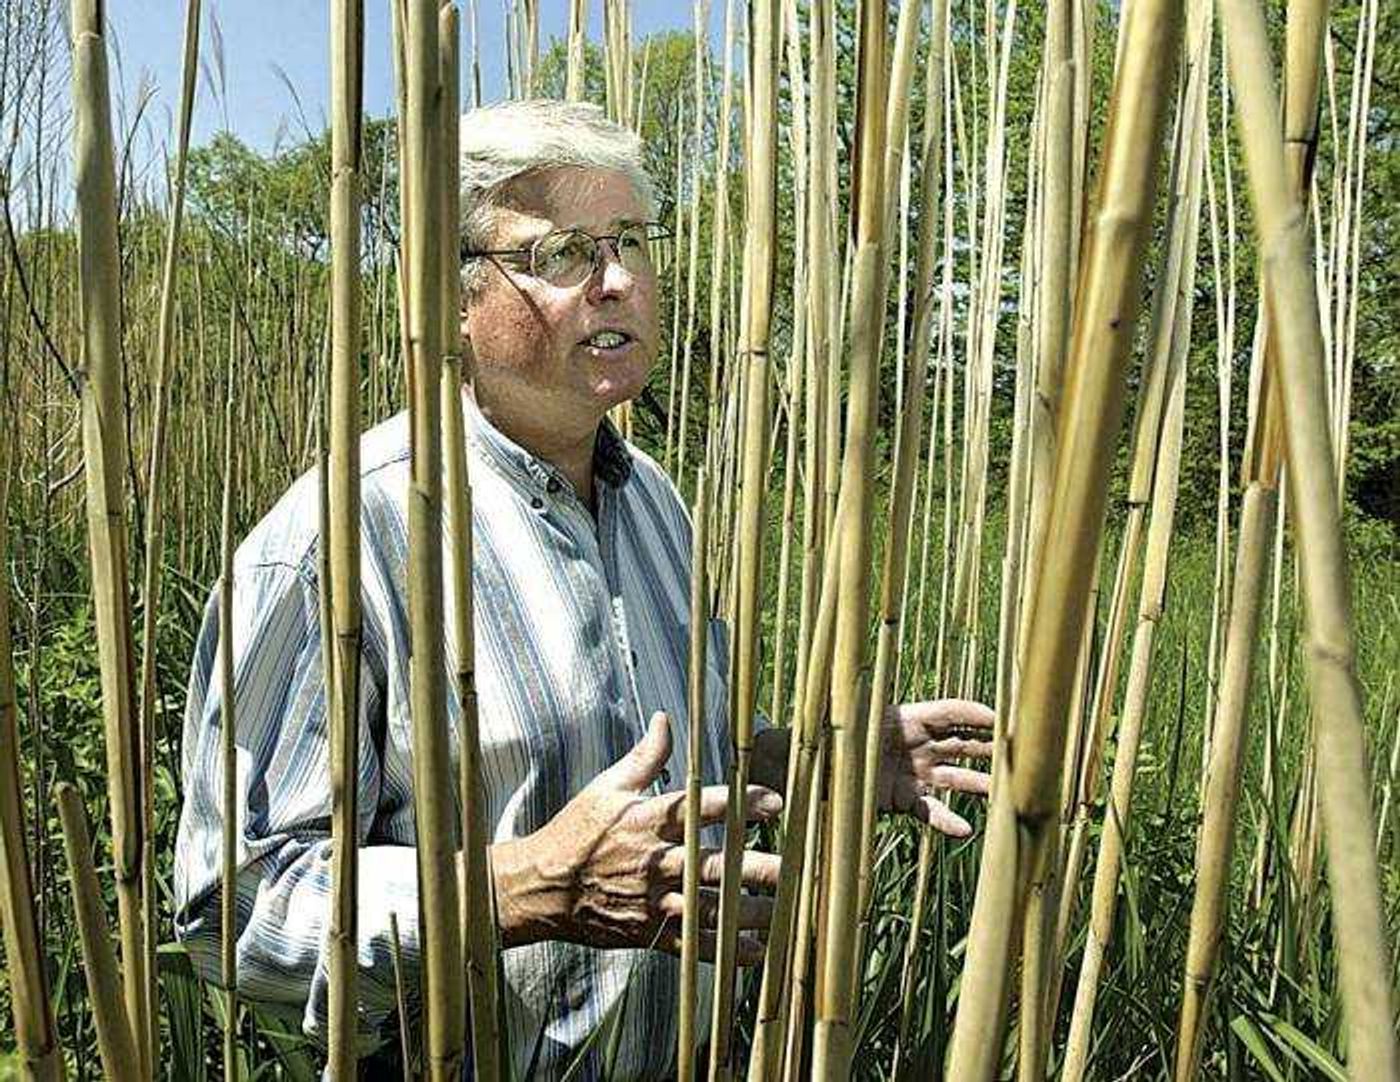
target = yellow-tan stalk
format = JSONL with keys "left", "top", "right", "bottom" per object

{"left": 218, "top": 326, "right": 239, "bottom": 1082}
{"left": 1172, "top": 3, "right": 1329, "bottom": 1073}
{"left": 702, "top": 0, "right": 737, "bottom": 491}
{"left": 673, "top": 0, "right": 709, "bottom": 487}
{"left": 134, "top": 3, "right": 201, "bottom": 1059}
{"left": 706, "top": 2, "right": 778, "bottom": 1077}
{"left": 440, "top": 9, "right": 502, "bottom": 1076}
{"left": 947, "top": 2, "right": 1183, "bottom": 1077}
{"left": 678, "top": 468, "right": 710, "bottom": 1082}
{"left": 325, "top": 0, "right": 365, "bottom": 1073}
{"left": 1051, "top": 8, "right": 1213, "bottom": 1043}
{"left": 0, "top": 460, "right": 65, "bottom": 1081}
{"left": 566, "top": 0, "right": 588, "bottom": 101}
{"left": 69, "top": 2, "right": 151, "bottom": 1075}
{"left": 855, "top": 0, "right": 948, "bottom": 954}
{"left": 56, "top": 784, "right": 138, "bottom": 1082}
{"left": 1211, "top": 0, "right": 1399, "bottom": 1075}
{"left": 810, "top": 0, "right": 887, "bottom": 1073}
{"left": 1061, "top": 268, "right": 1191, "bottom": 1081}
{"left": 766, "top": 0, "right": 810, "bottom": 739}
{"left": 749, "top": 501, "right": 843, "bottom": 1082}
{"left": 403, "top": 2, "right": 467, "bottom": 1076}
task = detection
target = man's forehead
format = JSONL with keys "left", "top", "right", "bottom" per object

{"left": 493, "top": 166, "right": 644, "bottom": 237}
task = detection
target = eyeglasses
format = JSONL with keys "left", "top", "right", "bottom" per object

{"left": 463, "top": 221, "right": 672, "bottom": 288}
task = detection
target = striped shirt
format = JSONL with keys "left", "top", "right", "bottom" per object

{"left": 174, "top": 393, "right": 737, "bottom": 1079}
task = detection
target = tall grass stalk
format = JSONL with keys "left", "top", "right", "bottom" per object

{"left": 0, "top": 458, "right": 64, "bottom": 1081}
{"left": 402, "top": 2, "right": 466, "bottom": 1076}
{"left": 678, "top": 468, "right": 710, "bottom": 1082}
{"left": 69, "top": 2, "right": 151, "bottom": 1075}
{"left": 809, "top": 0, "right": 887, "bottom": 1073}
{"left": 55, "top": 784, "right": 138, "bottom": 1082}
{"left": 707, "top": 2, "right": 778, "bottom": 1077}
{"left": 1218, "top": 0, "right": 1399, "bottom": 1074}
{"left": 947, "top": 1, "right": 1183, "bottom": 1075}
{"left": 325, "top": 0, "right": 365, "bottom": 1072}
{"left": 134, "top": 4, "right": 201, "bottom": 1060}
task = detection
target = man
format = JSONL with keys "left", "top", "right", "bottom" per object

{"left": 175, "top": 100, "right": 992, "bottom": 1078}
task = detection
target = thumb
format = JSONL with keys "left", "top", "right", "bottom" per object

{"left": 599, "top": 711, "right": 673, "bottom": 792}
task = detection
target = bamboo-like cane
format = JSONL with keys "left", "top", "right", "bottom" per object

{"left": 1050, "top": 9, "right": 1213, "bottom": 1042}
{"left": 440, "top": 10, "right": 502, "bottom": 1077}
{"left": 749, "top": 498, "right": 843, "bottom": 1082}
{"left": 678, "top": 468, "right": 710, "bottom": 1082}
{"left": 68, "top": 4, "right": 151, "bottom": 1077}
{"left": 1172, "top": 2, "right": 1326, "bottom": 1073}
{"left": 854, "top": 0, "right": 947, "bottom": 941}
{"left": 673, "top": 0, "right": 708, "bottom": 488}
{"left": 702, "top": 0, "right": 737, "bottom": 491}
{"left": 809, "top": 1, "right": 887, "bottom": 1073}
{"left": 0, "top": 459, "right": 64, "bottom": 1081}
{"left": 1060, "top": 152, "right": 1198, "bottom": 1078}
{"left": 566, "top": 0, "right": 588, "bottom": 102}
{"left": 946, "top": 2, "right": 1183, "bottom": 1077}
{"left": 55, "top": 784, "right": 139, "bottom": 1082}
{"left": 403, "top": 2, "right": 466, "bottom": 1077}
{"left": 218, "top": 330, "right": 239, "bottom": 1082}
{"left": 766, "top": 0, "right": 809, "bottom": 739}
{"left": 134, "top": 3, "right": 200, "bottom": 1060}
{"left": 706, "top": 3, "right": 778, "bottom": 1077}
{"left": 325, "top": 0, "right": 365, "bottom": 1073}
{"left": 1211, "top": 0, "right": 1399, "bottom": 1076}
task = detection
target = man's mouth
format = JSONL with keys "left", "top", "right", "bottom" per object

{"left": 582, "top": 329, "right": 635, "bottom": 351}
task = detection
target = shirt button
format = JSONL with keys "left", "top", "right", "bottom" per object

{"left": 530, "top": 495, "right": 544, "bottom": 511}
{"left": 546, "top": 478, "right": 561, "bottom": 495}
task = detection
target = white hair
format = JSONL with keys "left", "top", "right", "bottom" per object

{"left": 458, "top": 99, "right": 657, "bottom": 294}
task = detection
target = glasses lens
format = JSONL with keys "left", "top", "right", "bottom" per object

{"left": 617, "top": 222, "right": 664, "bottom": 278}
{"left": 534, "top": 230, "right": 597, "bottom": 286}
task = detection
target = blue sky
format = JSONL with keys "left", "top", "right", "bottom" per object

{"left": 106, "top": 2, "right": 726, "bottom": 156}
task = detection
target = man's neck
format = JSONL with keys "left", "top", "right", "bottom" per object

{"left": 471, "top": 385, "right": 600, "bottom": 508}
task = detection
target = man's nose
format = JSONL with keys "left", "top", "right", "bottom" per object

{"left": 587, "top": 239, "right": 636, "bottom": 298}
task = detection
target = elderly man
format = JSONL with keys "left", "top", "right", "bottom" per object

{"left": 175, "top": 100, "right": 992, "bottom": 1078}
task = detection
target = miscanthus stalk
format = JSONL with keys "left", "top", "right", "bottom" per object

{"left": 325, "top": 0, "right": 364, "bottom": 1073}
{"left": 1213, "top": 0, "right": 1399, "bottom": 1075}
{"left": 0, "top": 457, "right": 64, "bottom": 1081}
{"left": 707, "top": 3, "right": 778, "bottom": 1077}
{"left": 69, "top": 3, "right": 151, "bottom": 1075}
{"left": 400, "top": 1, "right": 466, "bottom": 1076}
{"left": 947, "top": 1, "right": 1183, "bottom": 1076}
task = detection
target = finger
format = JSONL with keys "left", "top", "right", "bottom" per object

{"left": 918, "top": 764, "right": 992, "bottom": 797}
{"left": 889, "top": 699, "right": 996, "bottom": 740}
{"left": 658, "top": 846, "right": 783, "bottom": 892}
{"left": 926, "top": 737, "right": 996, "bottom": 761}
{"left": 653, "top": 928, "right": 769, "bottom": 966}
{"left": 913, "top": 796, "right": 974, "bottom": 838}
{"left": 657, "top": 889, "right": 774, "bottom": 931}
{"left": 652, "top": 785, "right": 783, "bottom": 839}
{"left": 597, "top": 711, "right": 673, "bottom": 792}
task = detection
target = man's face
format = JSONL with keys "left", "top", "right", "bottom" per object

{"left": 462, "top": 166, "right": 660, "bottom": 430}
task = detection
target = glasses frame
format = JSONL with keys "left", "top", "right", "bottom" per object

{"left": 462, "top": 220, "right": 673, "bottom": 288}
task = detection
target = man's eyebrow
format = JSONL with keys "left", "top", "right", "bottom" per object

{"left": 556, "top": 216, "right": 646, "bottom": 234}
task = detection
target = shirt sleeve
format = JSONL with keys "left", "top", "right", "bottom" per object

{"left": 172, "top": 551, "right": 421, "bottom": 1049}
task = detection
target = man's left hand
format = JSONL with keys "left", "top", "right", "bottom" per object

{"left": 873, "top": 699, "right": 994, "bottom": 837}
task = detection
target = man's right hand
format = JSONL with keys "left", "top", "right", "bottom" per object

{"left": 489, "top": 711, "right": 783, "bottom": 964}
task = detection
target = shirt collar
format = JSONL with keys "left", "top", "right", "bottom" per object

{"left": 463, "top": 390, "right": 633, "bottom": 496}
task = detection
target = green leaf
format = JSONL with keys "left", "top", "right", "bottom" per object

{"left": 1263, "top": 1015, "right": 1348, "bottom": 1082}
{"left": 1229, "top": 1015, "right": 1286, "bottom": 1082}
